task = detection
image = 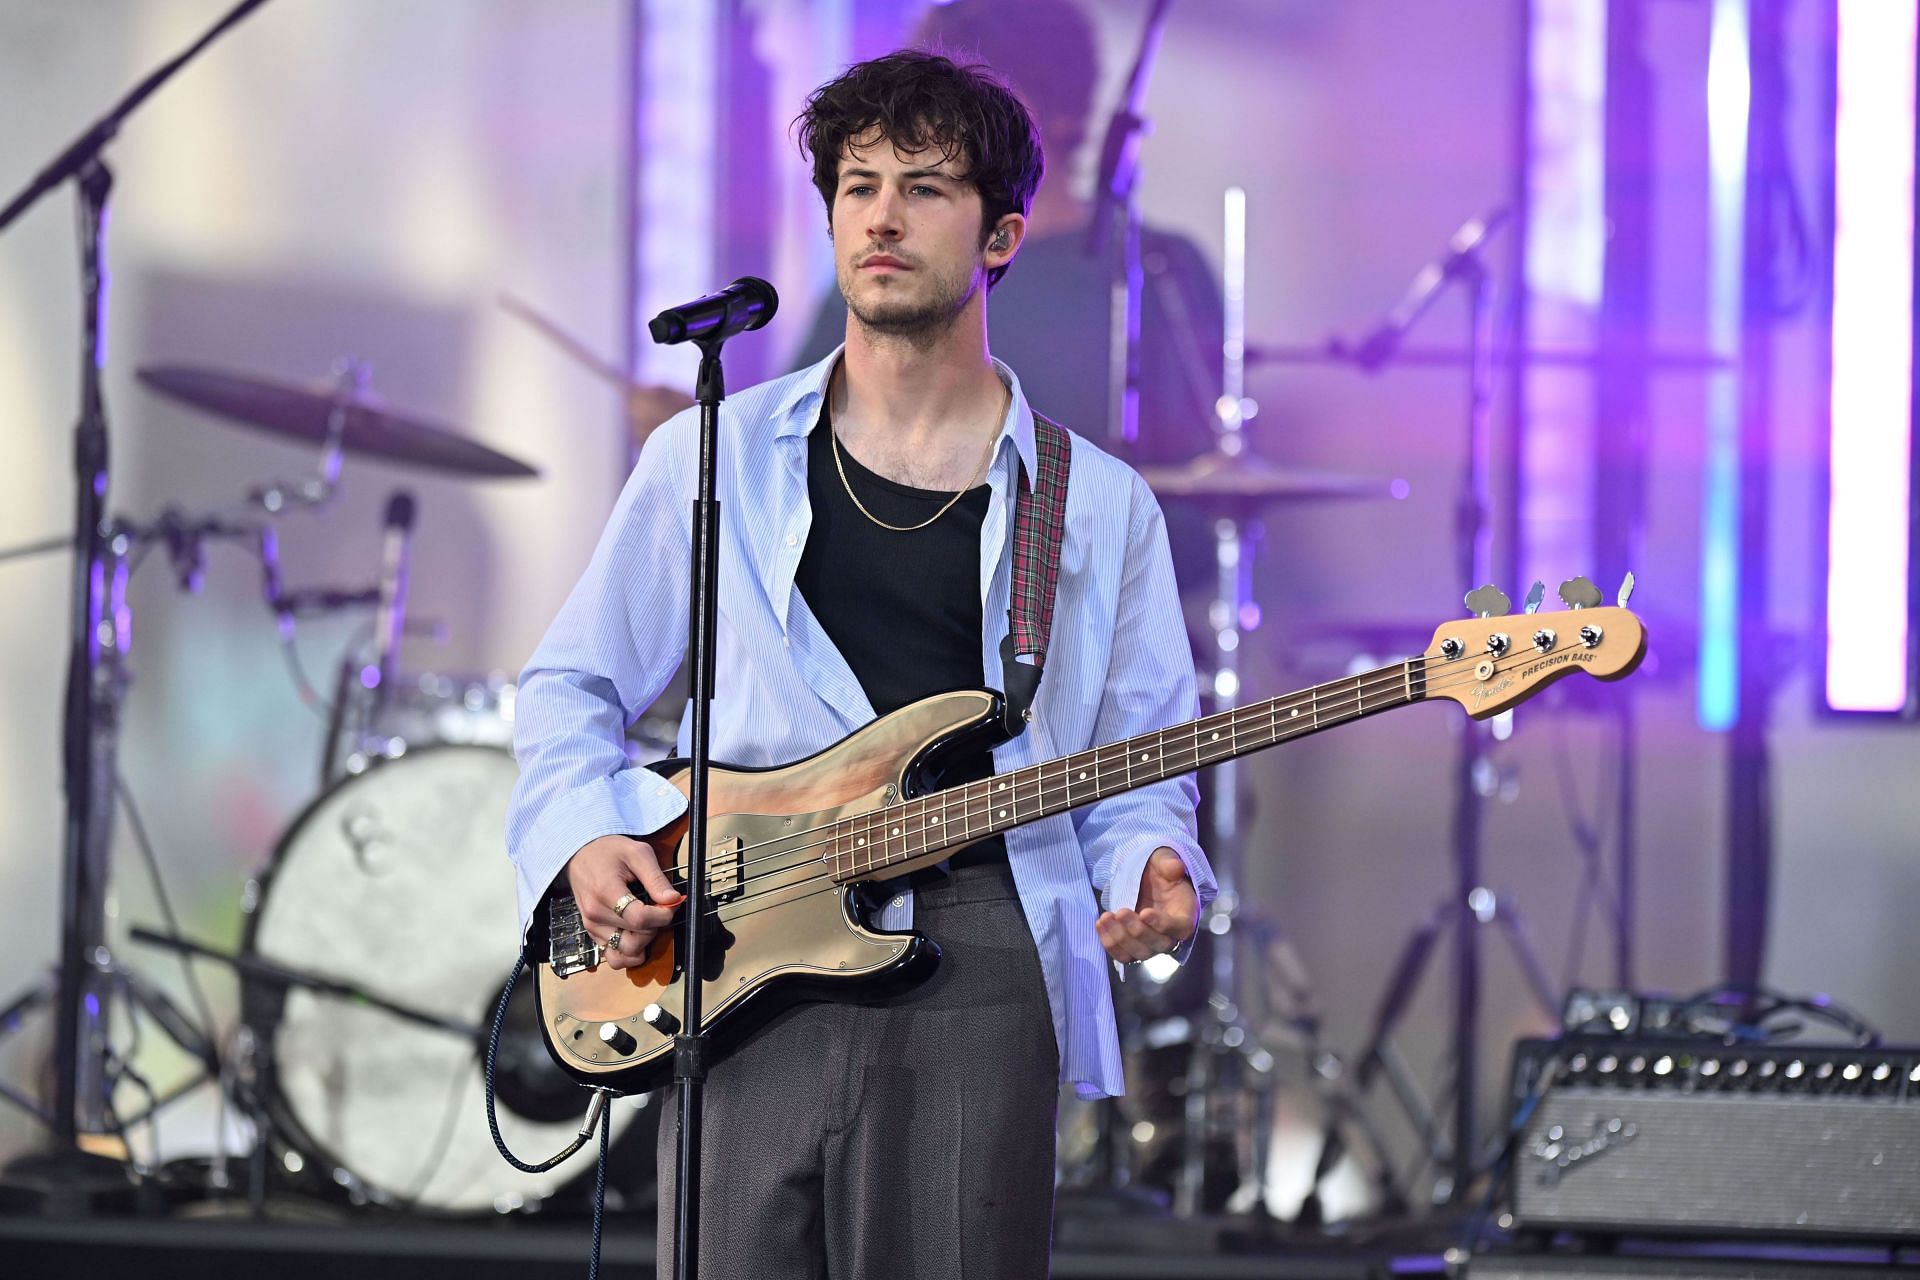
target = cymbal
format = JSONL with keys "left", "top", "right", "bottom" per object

{"left": 137, "top": 365, "right": 539, "bottom": 479}
{"left": 1137, "top": 450, "right": 1404, "bottom": 505}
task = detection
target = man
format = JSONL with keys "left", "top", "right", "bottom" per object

{"left": 508, "top": 51, "right": 1214, "bottom": 1276}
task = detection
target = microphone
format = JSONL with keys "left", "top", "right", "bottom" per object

{"left": 647, "top": 276, "right": 779, "bottom": 346}
{"left": 372, "top": 490, "right": 416, "bottom": 696}
{"left": 1346, "top": 207, "right": 1510, "bottom": 373}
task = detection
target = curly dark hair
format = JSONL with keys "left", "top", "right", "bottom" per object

{"left": 795, "top": 49, "right": 1044, "bottom": 289}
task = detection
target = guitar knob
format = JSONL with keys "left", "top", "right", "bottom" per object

{"left": 599, "top": 1022, "right": 637, "bottom": 1055}
{"left": 1487, "top": 633, "right": 1511, "bottom": 656}
{"left": 1533, "top": 628, "right": 1556, "bottom": 652}
{"left": 1440, "top": 637, "right": 1465, "bottom": 660}
{"left": 1579, "top": 624, "right": 1604, "bottom": 648}
{"left": 642, "top": 1003, "right": 682, "bottom": 1036}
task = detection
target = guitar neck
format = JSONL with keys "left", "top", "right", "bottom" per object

{"left": 826, "top": 658, "right": 1427, "bottom": 882}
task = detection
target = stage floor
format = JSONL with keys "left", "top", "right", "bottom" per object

{"left": 4, "top": 1209, "right": 1920, "bottom": 1280}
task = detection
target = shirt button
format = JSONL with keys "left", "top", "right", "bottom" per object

{"left": 785, "top": 533, "right": 798, "bottom": 547}
{"left": 889, "top": 895, "right": 904, "bottom": 909}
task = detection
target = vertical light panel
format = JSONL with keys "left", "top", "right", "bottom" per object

{"left": 1826, "top": 0, "right": 1918, "bottom": 713}
{"left": 635, "top": 4, "right": 719, "bottom": 388}
{"left": 757, "top": 0, "right": 856, "bottom": 368}
{"left": 1521, "top": 0, "right": 1607, "bottom": 600}
{"left": 1698, "top": 0, "right": 1751, "bottom": 730}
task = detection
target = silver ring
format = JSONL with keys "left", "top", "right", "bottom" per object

{"left": 605, "top": 929, "right": 623, "bottom": 953}
{"left": 613, "top": 893, "right": 638, "bottom": 917}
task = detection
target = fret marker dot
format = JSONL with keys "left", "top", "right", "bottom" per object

{"left": 1079, "top": 771, "right": 1088, "bottom": 780}
{"left": 1291, "top": 708, "right": 1300, "bottom": 717}
{"left": 998, "top": 782, "right": 1008, "bottom": 790}
{"left": 856, "top": 838, "right": 865, "bottom": 846}
{"left": 892, "top": 827, "right": 900, "bottom": 836}
{"left": 1210, "top": 732, "right": 1220, "bottom": 741}
{"left": 998, "top": 809, "right": 1007, "bottom": 819}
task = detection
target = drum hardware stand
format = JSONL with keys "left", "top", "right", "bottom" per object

{"left": 1290, "top": 209, "right": 1578, "bottom": 1211}
{"left": 0, "top": 0, "right": 280, "bottom": 1209}
{"left": 0, "top": 505, "right": 277, "bottom": 1203}
{"left": 1087, "top": 0, "right": 1176, "bottom": 451}
{"left": 129, "top": 929, "right": 484, "bottom": 1047}
{"left": 127, "top": 926, "right": 484, "bottom": 1214}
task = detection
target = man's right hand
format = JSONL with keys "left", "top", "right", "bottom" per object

{"left": 566, "top": 834, "right": 685, "bottom": 971}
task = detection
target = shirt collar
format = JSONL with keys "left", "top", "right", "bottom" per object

{"left": 775, "top": 343, "right": 1041, "bottom": 484}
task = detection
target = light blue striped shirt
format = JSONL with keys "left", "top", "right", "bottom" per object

{"left": 506, "top": 348, "right": 1214, "bottom": 1099}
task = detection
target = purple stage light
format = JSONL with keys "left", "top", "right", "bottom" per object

{"left": 1698, "top": 0, "right": 1750, "bottom": 731}
{"left": 1825, "top": 0, "right": 1917, "bottom": 714}
{"left": 1520, "top": 0, "right": 1606, "bottom": 611}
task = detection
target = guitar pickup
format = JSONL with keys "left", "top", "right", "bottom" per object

{"left": 548, "top": 894, "right": 596, "bottom": 977}
{"left": 707, "top": 836, "right": 743, "bottom": 902}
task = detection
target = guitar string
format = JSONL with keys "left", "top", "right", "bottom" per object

{"left": 563, "top": 633, "right": 1607, "bottom": 953}
{"left": 652, "top": 651, "right": 1450, "bottom": 889}
{"left": 689, "top": 637, "right": 1593, "bottom": 929}
{"left": 665, "top": 635, "right": 1549, "bottom": 891}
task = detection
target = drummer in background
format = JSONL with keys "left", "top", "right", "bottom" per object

{"left": 624, "top": 0, "right": 1226, "bottom": 591}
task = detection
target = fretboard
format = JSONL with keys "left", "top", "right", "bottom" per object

{"left": 824, "top": 658, "right": 1427, "bottom": 882}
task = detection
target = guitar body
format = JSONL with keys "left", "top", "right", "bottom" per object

{"left": 530, "top": 689, "right": 1007, "bottom": 1095}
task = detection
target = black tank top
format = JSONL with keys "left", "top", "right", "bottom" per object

{"left": 794, "top": 404, "right": 1007, "bottom": 868}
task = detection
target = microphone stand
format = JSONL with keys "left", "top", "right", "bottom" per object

{"left": 671, "top": 332, "right": 731, "bottom": 1280}
{"left": 0, "top": 0, "right": 278, "bottom": 1208}
{"left": 1085, "top": 0, "right": 1176, "bottom": 451}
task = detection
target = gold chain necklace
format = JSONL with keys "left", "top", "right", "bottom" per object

{"left": 828, "top": 408, "right": 1001, "bottom": 534}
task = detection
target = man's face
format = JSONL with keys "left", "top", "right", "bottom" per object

{"left": 831, "top": 131, "right": 999, "bottom": 339}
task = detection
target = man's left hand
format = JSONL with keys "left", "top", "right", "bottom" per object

{"left": 1096, "top": 847, "right": 1198, "bottom": 964}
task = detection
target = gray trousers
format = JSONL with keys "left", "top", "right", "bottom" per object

{"left": 657, "top": 858, "right": 1061, "bottom": 1279}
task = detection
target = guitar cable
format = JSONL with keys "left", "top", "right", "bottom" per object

{"left": 485, "top": 956, "right": 617, "bottom": 1280}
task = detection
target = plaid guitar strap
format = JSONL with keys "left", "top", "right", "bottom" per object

{"left": 1000, "top": 412, "right": 1071, "bottom": 735}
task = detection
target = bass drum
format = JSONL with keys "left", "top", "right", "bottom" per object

{"left": 242, "top": 743, "right": 653, "bottom": 1214}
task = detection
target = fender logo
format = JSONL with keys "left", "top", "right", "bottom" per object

{"left": 1528, "top": 1116, "right": 1637, "bottom": 1185}
{"left": 1472, "top": 676, "right": 1515, "bottom": 702}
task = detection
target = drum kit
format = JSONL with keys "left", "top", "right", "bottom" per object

{"left": 0, "top": 358, "right": 677, "bottom": 1218}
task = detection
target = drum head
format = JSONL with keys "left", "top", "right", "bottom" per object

{"left": 245, "top": 744, "right": 635, "bottom": 1212}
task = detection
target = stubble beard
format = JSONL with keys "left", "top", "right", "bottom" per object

{"left": 840, "top": 256, "right": 980, "bottom": 351}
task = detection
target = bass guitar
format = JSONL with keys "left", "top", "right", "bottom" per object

{"left": 528, "top": 583, "right": 1646, "bottom": 1094}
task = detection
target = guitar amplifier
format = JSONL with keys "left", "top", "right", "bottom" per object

{"left": 1506, "top": 1037, "right": 1920, "bottom": 1241}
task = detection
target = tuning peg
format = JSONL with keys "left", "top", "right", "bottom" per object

{"left": 1617, "top": 570, "right": 1636, "bottom": 608}
{"left": 1558, "top": 576, "right": 1602, "bottom": 610}
{"left": 1464, "top": 584, "right": 1512, "bottom": 618}
{"left": 1523, "top": 581, "right": 1546, "bottom": 615}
